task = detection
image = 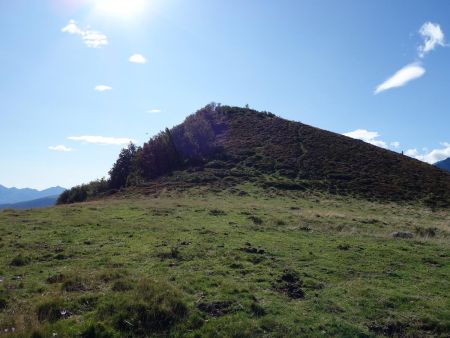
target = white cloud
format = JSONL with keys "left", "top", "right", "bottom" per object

{"left": 374, "top": 22, "right": 446, "bottom": 95}
{"left": 148, "top": 109, "right": 161, "bottom": 113}
{"left": 129, "top": 54, "right": 147, "bottom": 64}
{"left": 49, "top": 145, "right": 74, "bottom": 152}
{"left": 68, "top": 136, "right": 136, "bottom": 145}
{"left": 61, "top": 20, "right": 83, "bottom": 35}
{"left": 61, "top": 20, "right": 108, "bottom": 48}
{"left": 95, "top": 85, "right": 113, "bottom": 92}
{"left": 374, "top": 63, "right": 425, "bottom": 94}
{"left": 343, "top": 129, "right": 388, "bottom": 148}
{"left": 405, "top": 143, "right": 450, "bottom": 164}
{"left": 82, "top": 31, "right": 108, "bottom": 48}
{"left": 418, "top": 22, "right": 446, "bottom": 58}
{"left": 390, "top": 141, "right": 401, "bottom": 148}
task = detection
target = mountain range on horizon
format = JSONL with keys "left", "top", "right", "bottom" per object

{"left": 435, "top": 157, "right": 450, "bottom": 172}
{"left": 0, "top": 195, "right": 60, "bottom": 210}
{"left": 0, "top": 184, "right": 65, "bottom": 205}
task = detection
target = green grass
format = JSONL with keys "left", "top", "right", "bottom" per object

{"left": 0, "top": 184, "right": 449, "bottom": 337}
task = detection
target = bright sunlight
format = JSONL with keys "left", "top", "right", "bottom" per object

{"left": 93, "top": 0, "right": 148, "bottom": 19}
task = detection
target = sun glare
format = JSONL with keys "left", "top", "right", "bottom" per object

{"left": 93, "top": 0, "right": 147, "bottom": 19}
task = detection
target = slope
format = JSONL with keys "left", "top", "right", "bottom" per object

{"left": 59, "top": 104, "right": 450, "bottom": 207}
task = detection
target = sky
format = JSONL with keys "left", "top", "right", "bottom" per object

{"left": 0, "top": 0, "right": 449, "bottom": 190}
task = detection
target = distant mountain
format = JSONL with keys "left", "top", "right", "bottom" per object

{"left": 435, "top": 158, "right": 450, "bottom": 172}
{"left": 0, "top": 185, "right": 65, "bottom": 204}
{"left": 0, "top": 195, "right": 59, "bottom": 210}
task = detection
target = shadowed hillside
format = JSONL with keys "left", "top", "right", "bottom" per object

{"left": 59, "top": 104, "right": 450, "bottom": 206}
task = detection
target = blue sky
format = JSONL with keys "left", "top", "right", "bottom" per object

{"left": 0, "top": 0, "right": 449, "bottom": 189}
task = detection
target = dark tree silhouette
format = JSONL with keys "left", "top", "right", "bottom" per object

{"left": 109, "top": 143, "right": 139, "bottom": 189}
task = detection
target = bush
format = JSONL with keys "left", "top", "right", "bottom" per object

{"left": 57, "top": 179, "right": 111, "bottom": 204}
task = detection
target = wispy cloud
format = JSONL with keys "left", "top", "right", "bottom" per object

{"left": 374, "top": 21, "right": 446, "bottom": 94}
{"left": 405, "top": 143, "right": 450, "bottom": 164}
{"left": 148, "top": 109, "right": 161, "bottom": 114}
{"left": 49, "top": 145, "right": 74, "bottom": 152}
{"left": 129, "top": 54, "right": 147, "bottom": 64}
{"left": 68, "top": 136, "right": 136, "bottom": 145}
{"left": 374, "top": 63, "right": 425, "bottom": 94}
{"left": 390, "top": 141, "right": 401, "bottom": 148}
{"left": 343, "top": 129, "right": 388, "bottom": 149}
{"left": 61, "top": 20, "right": 108, "bottom": 48}
{"left": 418, "top": 22, "right": 446, "bottom": 58}
{"left": 94, "top": 85, "right": 112, "bottom": 92}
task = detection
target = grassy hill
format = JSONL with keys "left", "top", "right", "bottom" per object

{"left": 0, "top": 185, "right": 449, "bottom": 337}
{"left": 59, "top": 105, "right": 450, "bottom": 207}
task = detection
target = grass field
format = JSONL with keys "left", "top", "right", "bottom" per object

{"left": 0, "top": 185, "right": 449, "bottom": 337}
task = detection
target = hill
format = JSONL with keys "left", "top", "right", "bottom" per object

{"left": 0, "top": 195, "right": 58, "bottom": 210}
{"left": 435, "top": 158, "right": 450, "bottom": 172}
{"left": 59, "top": 104, "right": 450, "bottom": 207}
{"left": 0, "top": 185, "right": 65, "bottom": 205}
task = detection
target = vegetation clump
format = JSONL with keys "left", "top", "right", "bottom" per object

{"left": 62, "top": 276, "right": 86, "bottom": 292}
{"left": 197, "top": 300, "right": 234, "bottom": 317}
{"left": 46, "top": 273, "right": 65, "bottom": 284}
{"left": 36, "top": 299, "right": 68, "bottom": 322}
{"left": 10, "top": 254, "right": 31, "bottom": 266}
{"left": 0, "top": 297, "right": 7, "bottom": 311}
{"left": 96, "top": 279, "right": 188, "bottom": 335}
{"left": 273, "top": 270, "right": 305, "bottom": 299}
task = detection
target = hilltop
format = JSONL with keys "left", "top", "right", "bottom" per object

{"left": 59, "top": 104, "right": 450, "bottom": 207}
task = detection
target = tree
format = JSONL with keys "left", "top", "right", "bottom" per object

{"left": 109, "top": 143, "right": 139, "bottom": 190}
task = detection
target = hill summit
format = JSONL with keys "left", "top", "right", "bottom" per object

{"left": 59, "top": 104, "right": 450, "bottom": 206}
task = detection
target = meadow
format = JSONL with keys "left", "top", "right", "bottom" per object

{"left": 0, "top": 184, "right": 449, "bottom": 337}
